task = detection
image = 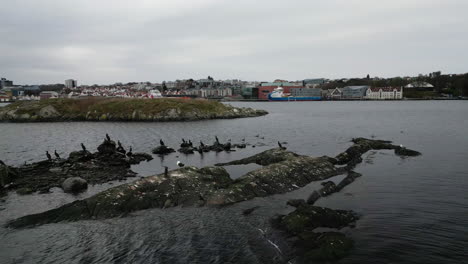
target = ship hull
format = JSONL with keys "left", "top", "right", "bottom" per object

{"left": 268, "top": 95, "right": 321, "bottom": 101}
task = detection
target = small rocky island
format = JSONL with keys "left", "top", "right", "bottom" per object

{"left": 0, "top": 98, "right": 268, "bottom": 122}
{"left": 3, "top": 137, "right": 421, "bottom": 262}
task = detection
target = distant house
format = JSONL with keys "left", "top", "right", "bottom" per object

{"left": 366, "top": 87, "right": 403, "bottom": 100}
{"left": 40, "top": 91, "right": 59, "bottom": 100}
{"left": 341, "top": 86, "right": 369, "bottom": 99}
{"left": 328, "top": 88, "right": 343, "bottom": 99}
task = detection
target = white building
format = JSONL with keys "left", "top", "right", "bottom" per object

{"left": 65, "top": 79, "right": 77, "bottom": 88}
{"left": 366, "top": 87, "right": 403, "bottom": 100}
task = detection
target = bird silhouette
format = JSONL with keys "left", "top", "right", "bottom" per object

{"left": 160, "top": 139, "right": 165, "bottom": 146}
{"left": 177, "top": 161, "right": 185, "bottom": 167}
{"left": 164, "top": 166, "right": 169, "bottom": 177}
{"left": 81, "top": 143, "right": 87, "bottom": 152}
{"left": 46, "top": 151, "right": 52, "bottom": 161}
{"left": 278, "top": 141, "right": 286, "bottom": 150}
{"left": 106, "top": 133, "right": 111, "bottom": 141}
{"left": 126, "top": 147, "right": 133, "bottom": 157}
{"left": 54, "top": 150, "right": 61, "bottom": 159}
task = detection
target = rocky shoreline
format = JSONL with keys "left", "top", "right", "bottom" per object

{"left": 0, "top": 98, "right": 268, "bottom": 122}
{"left": 3, "top": 138, "right": 421, "bottom": 261}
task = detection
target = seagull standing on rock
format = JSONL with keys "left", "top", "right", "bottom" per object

{"left": 177, "top": 161, "right": 185, "bottom": 167}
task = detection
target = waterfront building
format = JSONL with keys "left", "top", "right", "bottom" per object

{"left": 64, "top": 79, "right": 77, "bottom": 88}
{"left": 290, "top": 87, "right": 322, "bottom": 97}
{"left": 341, "top": 86, "right": 369, "bottom": 99}
{"left": 365, "top": 87, "right": 403, "bottom": 100}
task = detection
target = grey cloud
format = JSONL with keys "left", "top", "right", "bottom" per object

{"left": 1, "top": 0, "right": 467, "bottom": 84}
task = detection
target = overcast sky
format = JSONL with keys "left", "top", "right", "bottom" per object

{"left": 1, "top": 0, "right": 467, "bottom": 85}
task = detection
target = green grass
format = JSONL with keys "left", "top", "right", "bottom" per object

{"left": 3, "top": 97, "right": 232, "bottom": 117}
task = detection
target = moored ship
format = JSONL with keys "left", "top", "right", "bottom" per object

{"left": 268, "top": 87, "right": 321, "bottom": 101}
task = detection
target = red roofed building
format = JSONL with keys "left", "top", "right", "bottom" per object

{"left": 365, "top": 87, "right": 403, "bottom": 100}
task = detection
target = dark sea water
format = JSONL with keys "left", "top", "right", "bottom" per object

{"left": 1, "top": 101, "right": 467, "bottom": 263}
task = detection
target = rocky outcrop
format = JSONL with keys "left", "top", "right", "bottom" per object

{"left": 62, "top": 177, "right": 88, "bottom": 193}
{"left": 6, "top": 138, "right": 420, "bottom": 228}
{"left": 1, "top": 140, "right": 152, "bottom": 195}
{"left": 152, "top": 145, "right": 175, "bottom": 155}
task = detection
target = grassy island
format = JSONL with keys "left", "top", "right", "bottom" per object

{"left": 0, "top": 98, "right": 268, "bottom": 122}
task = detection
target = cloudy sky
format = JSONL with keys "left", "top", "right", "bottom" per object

{"left": 1, "top": 0, "right": 467, "bottom": 85}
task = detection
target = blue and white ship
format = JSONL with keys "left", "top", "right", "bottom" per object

{"left": 268, "top": 87, "right": 321, "bottom": 101}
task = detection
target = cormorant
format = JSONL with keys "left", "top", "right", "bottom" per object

{"left": 126, "top": 147, "right": 133, "bottom": 157}
{"left": 81, "top": 143, "right": 87, "bottom": 152}
{"left": 106, "top": 133, "right": 111, "bottom": 141}
{"left": 200, "top": 141, "right": 205, "bottom": 147}
{"left": 215, "top": 136, "right": 220, "bottom": 144}
{"left": 46, "top": 151, "right": 52, "bottom": 161}
{"left": 160, "top": 139, "right": 165, "bottom": 146}
{"left": 278, "top": 141, "right": 286, "bottom": 150}
{"left": 189, "top": 140, "right": 193, "bottom": 147}
{"left": 182, "top": 138, "right": 186, "bottom": 143}
{"left": 164, "top": 166, "right": 169, "bottom": 178}
{"left": 54, "top": 150, "right": 61, "bottom": 159}
{"left": 177, "top": 161, "right": 185, "bottom": 167}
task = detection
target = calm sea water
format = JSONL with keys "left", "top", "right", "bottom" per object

{"left": 1, "top": 101, "right": 467, "bottom": 263}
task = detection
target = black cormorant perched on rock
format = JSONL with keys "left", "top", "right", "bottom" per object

{"left": 126, "top": 147, "right": 133, "bottom": 157}
{"left": 106, "top": 133, "right": 111, "bottom": 141}
{"left": 278, "top": 141, "right": 286, "bottom": 150}
{"left": 54, "top": 150, "right": 61, "bottom": 159}
{"left": 160, "top": 139, "right": 165, "bottom": 146}
{"left": 215, "top": 136, "right": 220, "bottom": 144}
{"left": 200, "top": 141, "right": 205, "bottom": 147}
{"left": 46, "top": 151, "right": 52, "bottom": 161}
{"left": 81, "top": 143, "right": 87, "bottom": 152}
{"left": 164, "top": 166, "right": 169, "bottom": 178}
{"left": 189, "top": 140, "right": 193, "bottom": 147}
{"left": 177, "top": 161, "right": 185, "bottom": 167}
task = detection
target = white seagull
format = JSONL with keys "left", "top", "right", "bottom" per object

{"left": 177, "top": 161, "right": 185, "bottom": 167}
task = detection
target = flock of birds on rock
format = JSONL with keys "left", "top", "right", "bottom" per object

{"left": 38, "top": 133, "right": 288, "bottom": 173}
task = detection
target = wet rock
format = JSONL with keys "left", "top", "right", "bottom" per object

{"left": 287, "top": 199, "right": 306, "bottom": 208}
{"left": 216, "top": 148, "right": 299, "bottom": 166}
{"left": 296, "top": 231, "right": 354, "bottom": 262}
{"left": 129, "top": 153, "right": 153, "bottom": 164}
{"left": 319, "top": 181, "right": 337, "bottom": 196}
{"left": 307, "top": 191, "right": 321, "bottom": 205}
{"left": 1, "top": 163, "right": 19, "bottom": 188}
{"left": 278, "top": 205, "right": 359, "bottom": 234}
{"left": 395, "top": 147, "right": 421, "bottom": 156}
{"left": 178, "top": 147, "right": 195, "bottom": 154}
{"left": 97, "top": 140, "right": 117, "bottom": 155}
{"left": 16, "top": 187, "right": 34, "bottom": 195}
{"left": 68, "top": 150, "right": 93, "bottom": 162}
{"left": 62, "top": 177, "right": 88, "bottom": 193}
{"left": 152, "top": 145, "right": 175, "bottom": 155}
{"left": 242, "top": 206, "right": 260, "bottom": 215}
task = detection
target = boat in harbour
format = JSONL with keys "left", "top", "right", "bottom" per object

{"left": 268, "top": 87, "right": 321, "bottom": 101}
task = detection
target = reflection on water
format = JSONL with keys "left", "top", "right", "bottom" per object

{"left": 1, "top": 101, "right": 468, "bottom": 264}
